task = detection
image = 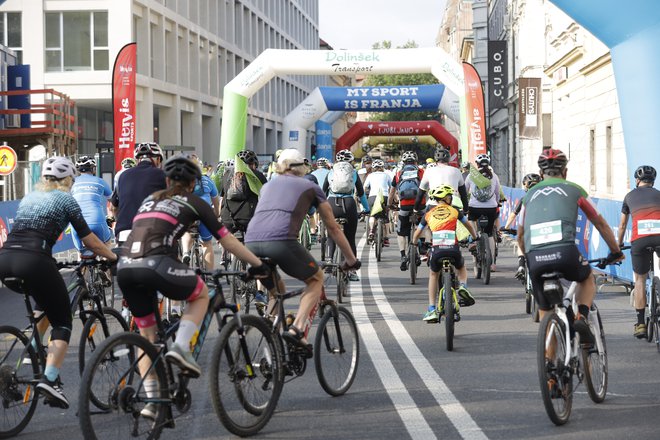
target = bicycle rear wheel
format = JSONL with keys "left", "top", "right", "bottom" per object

{"left": 652, "top": 277, "right": 660, "bottom": 352}
{"left": 78, "top": 308, "right": 129, "bottom": 386}
{"left": 646, "top": 278, "right": 656, "bottom": 342}
{"left": 319, "top": 222, "right": 327, "bottom": 261}
{"left": 78, "top": 331, "right": 167, "bottom": 440}
{"left": 408, "top": 240, "right": 417, "bottom": 285}
{"left": 442, "top": 272, "right": 455, "bottom": 352}
{"left": 537, "top": 312, "right": 572, "bottom": 425}
{"left": 375, "top": 219, "right": 383, "bottom": 262}
{"left": 210, "top": 314, "right": 283, "bottom": 437}
{"left": 582, "top": 306, "right": 608, "bottom": 403}
{"left": 314, "top": 305, "right": 360, "bottom": 396}
{"left": 482, "top": 238, "right": 491, "bottom": 285}
{"left": 0, "top": 326, "right": 39, "bottom": 439}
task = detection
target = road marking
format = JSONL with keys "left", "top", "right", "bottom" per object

{"left": 365, "top": 235, "right": 489, "bottom": 440}
{"left": 351, "top": 236, "right": 437, "bottom": 440}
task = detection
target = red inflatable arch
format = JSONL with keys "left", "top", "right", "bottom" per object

{"left": 336, "top": 120, "right": 459, "bottom": 166}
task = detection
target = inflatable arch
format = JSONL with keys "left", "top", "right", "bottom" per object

{"left": 550, "top": 0, "right": 660, "bottom": 180}
{"left": 336, "top": 120, "right": 459, "bottom": 166}
{"left": 281, "top": 84, "right": 459, "bottom": 157}
{"left": 218, "top": 48, "right": 466, "bottom": 161}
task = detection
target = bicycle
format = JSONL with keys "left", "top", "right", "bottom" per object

{"left": 78, "top": 267, "right": 283, "bottom": 439}
{"left": 368, "top": 210, "right": 387, "bottom": 262}
{"left": 326, "top": 217, "right": 349, "bottom": 303}
{"left": 435, "top": 257, "right": 462, "bottom": 351}
{"left": 213, "top": 259, "right": 359, "bottom": 435}
{"left": 184, "top": 222, "right": 206, "bottom": 272}
{"left": 537, "top": 253, "right": 620, "bottom": 425}
{"left": 630, "top": 244, "right": 660, "bottom": 347}
{"left": 298, "top": 214, "right": 312, "bottom": 251}
{"left": 318, "top": 218, "right": 327, "bottom": 262}
{"left": 408, "top": 211, "right": 420, "bottom": 285}
{"left": 471, "top": 215, "right": 492, "bottom": 284}
{"left": 501, "top": 228, "right": 539, "bottom": 322}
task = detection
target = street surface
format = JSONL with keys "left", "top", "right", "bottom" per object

{"left": 1, "top": 230, "right": 659, "bottom": 439}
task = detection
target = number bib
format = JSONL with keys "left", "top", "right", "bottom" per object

{"left": 638, "top": 219, "right": 660, "bottom": 236}
{"left": 530, "top": 220, "right": 563, "bottom": 245}
{"left": 432, "top": 230, "right": 456, "bottom": 247}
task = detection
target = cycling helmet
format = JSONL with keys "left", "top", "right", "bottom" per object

{"left": 461, "top": 161, "right": 470, "bottom": 169}
{"left": 428, "top": 184, "right": 455, "bottom": 201}
{"left": 335, "top": 150, "right": 354, "bottom": 162}
{"left": 134, "top": 142, "right": 163, "bottom": 159}
{"left": 475, "top": 153, "right": 490, "bottom": 166}
{"left": 537, "top": 148, "right": 568, "bottom": 172}
{"left": 42, "top": 156, "right": 76, "bottom": 180}
{"left": 225, "top": 159, "right": 235, "bottom": 167}
{"left": 316, "top": 157, "right": 329, "bottom": 167}
{"left": 361, "top": 155, "right": 373, "bottom": 164}
{"left": 634, "top": 165, "right": 656, "bottom": 183}
{"left": 237, "top": 149, "right": 258, "bottom": 166}
{"left": 427, "top": 162, "right": 437, "bottom": 168}
{"left": 372, "top": 159, "right": 385, "bottom": 169}
{"left": 401, "top": 151, "right": 417, "bottom": 164}
{"left": 75, "top": 155, "right": 96, "bottom": 173}
{"left": 163, "top": 154, "right": 202, "bottom": 182}
{"left": 522, "top": 173, "right": 542, "bottom": 189}
{"left": 434, "top": 147, "right": 450, "bottom": 163}
{"left": 121, "top": 157, "right": 137, "bottom": 169}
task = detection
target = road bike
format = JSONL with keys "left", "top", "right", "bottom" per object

{"left": 78, "top": 268, "right": 282, "bottom": 439}
{"left": 213, "top": 259, "right": 359, "bottom": 436}
{"left": 631, "top": 244, "right": 660, "bottom": 348}
{"left": 0, "top": 258, "right": 127, "bottom": 437}
{"left": 471, "top": 215, "right": 492, "bottom": 284}
{"left": 537, "top": 254, "right": 620, "bottom": 425}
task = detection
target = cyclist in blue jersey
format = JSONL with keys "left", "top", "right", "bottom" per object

{"left": 181, "top": 154, "right": 220, "bottom": 270}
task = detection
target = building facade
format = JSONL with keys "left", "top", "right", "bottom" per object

{"left": 0, "top": 0, "right": 326, "bottom": 163}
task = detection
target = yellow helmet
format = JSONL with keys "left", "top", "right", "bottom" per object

{"left": 428, "top": 184, "right": 454, "bottom": 201}
{"left": 426, "top": 158, "right": 435, "bottom": 164}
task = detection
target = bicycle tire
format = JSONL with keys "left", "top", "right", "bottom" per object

{"left": 0, "top": 326, "right": 39, "bottom": 439}
{"left": 314, "top": 305, "right": 360, "bottom": 396}
{"left": 210, "top": 314, "right": 283, "bottom": 437}
{"left": 646, "top": 277, "right": 656, "bottom": 343}
{"left": 525, "top": 291, "right": 532, "bottom": 314}
{"left": 653, "top": 277, "right": 660, "bottom": 352}
{"left": 443, "top": 272, "right": 455, "bottom": 352}
{"left": 408, "top": 240, "right": 417, "bottom": 285}
{"left": 375, "top": 219, "right": 383, "bottom": 262}
{"left": 474, "top": 239, "right": 483, "bottom": 279}
{"left": 78, "top": 331, "right": 166, "bottom": 440}
{"left": 582, "top": 306, "right": 608, "bottom": 403}
{"left": 537, "top": 312, "right": 572, "bottom": 425}
{"left": 319, "top": 222, "right": 327, "bottom": 262}
{"left": 78, "top": 307, "right": 129, "bottom": 382}
{"left": 531, "top": 295, "right": 540, "bottom": 323}
{"left": 482, "top": 238, "right": 491, "bottom": 285}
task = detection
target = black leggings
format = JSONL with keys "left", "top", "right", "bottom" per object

{"left": 0, "top": 250, "right": 72, "bottom": 343}
{"left": 326, "top": 196, "right": 358, "bottom": 260}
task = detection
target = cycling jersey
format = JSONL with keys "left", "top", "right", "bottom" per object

{"left": 311, "top": 167, "right": 330, "bottom": 188}
{"left": 3, "top": 190, "right": 91, "bottom": 255}
{"left": 122, "top": 192, "right": 229, "bottom": 259}
{"left": 418, "top": 204, "right": 468, "bottom": 248}
{"left": 363, "top": 171, "right": 391, "bottom": 197}
{"left": 519, "top": 177, "right": 600, "bottom": 252}
{"left": 71, "top": 174, "right": 112, "bottom": 225}
{"left": 419, "top": 164, "right": 464, "bottom": 195}
{"left": 193, "top": 175, "right": 218, "bottom": 205}
{"left": 621, "top": 186, "right": 660, "bottom": 242}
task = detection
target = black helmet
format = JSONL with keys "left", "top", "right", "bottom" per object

{"left": 237, "top": 149, "right": 258, "bottom": 166}
{"left": 163, "top": 154, "right": 201, "bottom": 182}
{"left": 634, "top": 165, "right": 656, "bottom": 183}
{"left": 537, "top": 148, "right": 568, "bottom": 172}
{"left": 434, "top": 147, "right": 450, "bottom": 163}
{"left": 522, "top": 173, "right": 542, "bottom": 189}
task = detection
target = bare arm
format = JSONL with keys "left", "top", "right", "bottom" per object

{"left": 517, "top": 227, "right": 526, "bottom": 254}
{"left": 617, "top": 213, "right": 629, "bottom": 245}
{"left": 318, "top": 201, "right": 358, "bottom": 266}
{"left": 81, "top": 233, "right": 117, "bottom": 261}
{"left": 504, "top": 212, "right": 517, "bottom": 230}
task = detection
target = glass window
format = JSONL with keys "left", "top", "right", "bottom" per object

{"left": 7, "top": 12, "right": 20, "bottom": 47}
{"left": 0, "top": 14, "right": 4, "bottom": 45}
{"left": 94, "top": 49, "right": 108, "bottom": 70}
{"left": 45, "top": 50, "right": 61, "bottom": 71}
{"left": 63, "top": 12, "right": 91, "bottom": 70}
{"left": 93, "top": 12, "right": 107, "bottom": 46}
{"left": 45, "top": 13, "right": 60, "bottom": 48}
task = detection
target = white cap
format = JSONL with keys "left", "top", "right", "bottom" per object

{"left": 277, "top": 148, "right": 304, "bottom": 166}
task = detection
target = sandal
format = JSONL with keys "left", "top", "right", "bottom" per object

{"left": 282, "top": 325, "right": 313, "bottom": 358}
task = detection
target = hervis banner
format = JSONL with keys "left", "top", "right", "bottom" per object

{"left": 462, "top": 63, "right": 487, "bottom": 165}
{"left": 518, "top": 77, "right": 541, "bottom": 139}
{"left": 112, "top": 43, "right": 137, "bottom": 172}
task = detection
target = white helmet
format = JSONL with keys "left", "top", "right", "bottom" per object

{"left": 372, "top": 159, "right": 385, "bottom": 169}
{"left": 475, "top": 154, "right": 490, "bottom": 166}
{"left": 335, "top": 150, "right": 354, "bottom": 162}
{"left": 134, "top": 142, "right": 163, "bottom": 159}
{"left": 401, "top": 151, "right": 418, "bottom": 164}
{"left": 42, "top": 156, "right": 76, "bottom": 179}
{"left": 75, "top": 155, "right": 96, "bottom": 172}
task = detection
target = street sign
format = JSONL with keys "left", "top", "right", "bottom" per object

{"left": 0, "top": 145, "right": 17, "bottom": 175}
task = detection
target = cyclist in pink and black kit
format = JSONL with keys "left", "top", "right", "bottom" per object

{"left": 617, "top": 165, "right": 660, "bottom": 338}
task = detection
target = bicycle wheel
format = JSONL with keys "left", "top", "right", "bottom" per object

{"left": 408, "top": 241, "right": 417, "bottom": 285}
{"left": 210, "top": 314, "right": 283, "bottom": 437}
{"left": 537, "top": 312, "right": 572, "bottom": 425}
{"left": 375, "top": 219, "right": 383, "bottom": 262}
{"left": 443, "top": 272, "right": 455, "bottom": 352}
{"left": 482, "top": 238, "right": 492, "bottom": 285}
{"left": 0, "top": 326, "right": 39, "bottom": 439}
{"left": 314, "top": 305, "right": 360, "bottom": 396}
{"left": 531, "top": 295, "right": 540, "bottom": 323}
{"left": 525, "top": 291, "right": 532, "bottom": 314}
{"left": 78, "top": 308, "right": 129, "bottom": 379}
{"left": 653, "top": 277, "right": 660, "bottom": 353}
{"left": 646, "top": 279, "right": 656, "bottom": 342}
{"left": 582, "top": 306, "right": 608, "bottom": 403}
{"left": 319, "top": 222, "right": 327, "bottom": 261}
{"left": 474, "top": 240, "right": 482, "bottom": 279}
{"left": 78, "top": 332, "right": 167, "bottom": 440}
{"left": 336, "top": 265, "right": 346, "bottom": 304}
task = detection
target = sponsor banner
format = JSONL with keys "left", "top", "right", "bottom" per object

{"left": 518, "top": 77, "right": 541, "bottom": 139}
{"left": 462, "top": 63, "right": 488, "bottom": 164}
{"left": 499, "top": 186, "right": 634, "bottom": 283}
{"left": 112, "top": 43, "right": 137, "bottom": 172}
{"left": 487, "top": 40, "right": 507, "bottom": 111}
{"left": 0, "top": 200, "right": 75, "bottom": 253}
{"left": 319, "top": 84, "right": 445, "bottom": 112}
{"left": 314, "top": 120, "right": 333, "bottom": 161}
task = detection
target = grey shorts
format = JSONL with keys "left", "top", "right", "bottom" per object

{"left": 246, "top": 239, "right": 320, "bottom": 289}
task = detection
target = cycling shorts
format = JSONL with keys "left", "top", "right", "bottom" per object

{"left": 72, "top": 222, "right": 113, "bottom": 252}
{"left": 197, "top": 221, "right": 213, "bottom": 242}
{"left": 526, "top": 245, "right": 591, "bottom": 310}
{"left": 429, "top": 246, "right": 464, "bottom": 272}
{"left": 246, "top": 240, "right": 319, "bottom": 289}
{"left": 367, "top": 196, "right": 388, "bottom": 219}
{"left": 467, "top": 207, "right": 498, "bottom": 236}
{"left": 396, "top": 206, "right": 414, "bottom": 237}
{"left": 631, "top": 235, "right": 660, "bottom": 274}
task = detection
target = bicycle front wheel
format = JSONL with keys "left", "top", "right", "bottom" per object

{"left": 537, "top": 312, "right": 572, "bottom": 425}
{"left": 442, "top": 273, "right": 455, "bottom": 352}
{"left": 582, "top": 306, "right": 608, "bottom": 403}
{"left": 78, "top": 331, "right": 167, "bottom": 440}
{"left": 375, "top": 219, "right": 383, "bottom": 262}
{"left": 482, "top": 238, "right": 492, "bottom": 285}
{"left": 314, "top": 305, "right": 360, "bottom": 396}
{"left": 0, "top": 326, "right": 39, "bottom": 439}
{"left": 408, "top": 241, "right": 417, "bottom": 285}
{"left": 210, "top": 314, "right": 283, "bottom": 437}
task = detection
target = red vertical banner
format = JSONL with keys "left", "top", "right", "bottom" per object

{"left": 112, "top": 43, "right": 137, "bottom": 172}
{"left": 462, "top": 62, "right": 488, "bottom": 164}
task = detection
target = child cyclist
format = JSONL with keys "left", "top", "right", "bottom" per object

{"left": 413, "top": 184, "right": 478, "bottom": 323}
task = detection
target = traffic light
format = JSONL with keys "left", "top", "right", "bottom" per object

{"left": 310, "top": 144, "right": 317, "bottom": 161}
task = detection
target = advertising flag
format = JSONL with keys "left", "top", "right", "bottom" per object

{"left": 487, "top": 40, "right": 507, "bottom": 111}
{"left": 462, "top": 63, "right": 488, "bottom": 164}
{"left": 112, "top": 43, "right": 137, "bottom": 172}
{"left": 518, "top": 77, "right": 542, "bottom": 139}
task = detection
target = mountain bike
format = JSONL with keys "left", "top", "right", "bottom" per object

{"left": 213, "top": 259, "right": 359, "bottom": 435}
{"left": 537, "top": 254, "right": 620, "bottom": 425}
{"left": 501, "top": 228, "right": 539, "bottom": 322}
{"left": 184, "top": 222, "right": 206, "bottom": 272}
{"left": 78, "top": 268, "right": 282, "bottom": 439}
{"left": 436, "top": 257, "right": 461, "bottom": 351}
{"left": 629, "top": 244, "right": 660, "bottom": 348}
{"left": 471, "top": 215, "right": 492, "bottom": 284}
{"left": 369, "top": 211, "right": 386, "bottom": 262}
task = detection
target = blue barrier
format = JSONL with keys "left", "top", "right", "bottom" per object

{"left": 499, "top": 186, "right": 633, "bottom": 283}
{"left": 0, "top": 199, "right": 76, "bottom": 253}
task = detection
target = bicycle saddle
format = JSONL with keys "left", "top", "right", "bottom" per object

{"left": 540, "top": 271, "right": 564, "bottom": 280}
{"left": 1, "top": 277, "right": 27, "bottom": 294}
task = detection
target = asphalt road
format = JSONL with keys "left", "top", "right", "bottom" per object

{"left": 1, "top": 231, "right": 659, "bottom": 440}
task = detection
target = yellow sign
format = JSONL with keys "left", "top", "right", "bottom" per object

{"left": 0, "top": 145, "right": 17, "bottom": 175}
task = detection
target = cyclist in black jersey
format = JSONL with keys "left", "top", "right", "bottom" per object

{"left": 117, "top": 155, "right": 268, "bottom": 398}
{"left": 0, "top": 157, "right": 118, "bottom": 409}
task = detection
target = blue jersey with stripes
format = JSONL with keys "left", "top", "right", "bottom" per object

{"left": 70, "top": 173, "right": 112, "bottom": 225}
{"left": 193, "top": 175, "right": 218, "bottom": 205}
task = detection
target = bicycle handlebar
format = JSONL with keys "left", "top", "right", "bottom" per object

{"left": 57, "top": 259, "right": 114, "bottom": 271}
{"left": 499, "top": 227, "right": 517, "bottom": 236}
{"left": 588, "top": 251, "right": 625, "bottom": 270}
